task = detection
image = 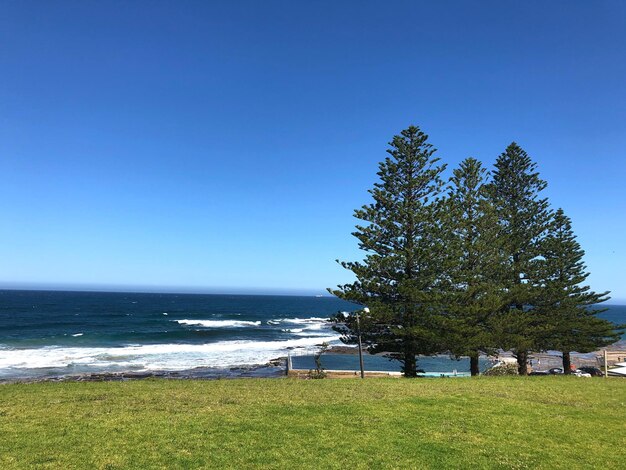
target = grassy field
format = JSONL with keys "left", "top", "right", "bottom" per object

{"left": 1, "top": 377, "right": 625, "bottom": 469}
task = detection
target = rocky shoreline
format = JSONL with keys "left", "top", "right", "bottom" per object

{"left": 3, "top": 342, "right": 623, "bottom": 384}
{"left": 0, "top": 359, "right": 288, "bottom": 385}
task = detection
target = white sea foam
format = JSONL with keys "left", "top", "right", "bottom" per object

{"left": 174, "top": 319, "right": 261, "bottom": 328}
{"left": 269, "top": 318, "right": 329, "bottom": 328}
{"left": 0, "top": 314, "right": 341, "bottom": 378}
{"left": 281, "top": 328, "right": 304, "bottom": 333}
{"left": 274, "top": 317, "right": 329, "bottom": 324}
{"left": 71, "top": 333, "right": 83, "bottom": 337}
{"left": 0, "top": 335, "right": 340, "bottom": 372}
{"left": 271, "top": 317, "right": 332, "bottom": 335}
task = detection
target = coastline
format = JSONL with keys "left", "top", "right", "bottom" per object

{"left": 2, "top": 291, "right": 623, "bottom": 382}
{"left": 0, "top": 360, "right": 287, "bottom": 385}
{"left": 3, "top": 341, "right": 624, "bottom": 385}
{"left": 5, "top": 346, "right": 623, "bottom": 384}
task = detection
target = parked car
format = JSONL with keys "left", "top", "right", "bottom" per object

{"left": 577, "top": 366, "right": 603, "bottom": 377}
{"left": 548, "top": 367, "right": 564, "bottom": 374}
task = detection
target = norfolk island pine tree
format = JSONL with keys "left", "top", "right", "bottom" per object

{"left": 488, "top": 143, "right": 552, "bottom": 375}
{"left": 440, "top": 157, "right": 507, "bottom": 376}
{"left": 329, "top": 125, "right": 447, "bottom": 377}
{"left": 538, "top": 208, "right": 622, "bottom": 373}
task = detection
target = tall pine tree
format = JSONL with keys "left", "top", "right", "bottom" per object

{"left": 330, "top": 125, "right": 447, "bottom": 377}
{"left": 539, "top": 208, "right": 621, "bottom": 373}
{"left": 489, "top": 143, "right": 551, "bottom": 375}
{"left": 441, "top": 158, "right": 506, "bottom": 376}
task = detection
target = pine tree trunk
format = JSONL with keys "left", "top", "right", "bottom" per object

{"left": 562, "top": 351, "right": 572, "bottom": 375}
{"left": 403, "top": 349, "right": 417, "bottom": 378}
{"left": 470, "top": 352, "right": 480, "bottom": 376}
{"left": 516, "top": 350, "right": 528, "bottom": 375}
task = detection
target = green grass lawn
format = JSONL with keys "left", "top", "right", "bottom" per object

{"left": 1, "top": 377, "right": 624, "bottom": 469}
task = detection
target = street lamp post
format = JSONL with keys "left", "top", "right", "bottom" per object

{"left": 356, "top": 307, "right": 368, "bottom": 379}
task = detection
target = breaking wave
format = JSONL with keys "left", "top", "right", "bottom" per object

{"left": 174, "top": 319, "right": 261, "bottom": 328}
{"left": 0, "top": 335, "right": 340, "bottom": 375}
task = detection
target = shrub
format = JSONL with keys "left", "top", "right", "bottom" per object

{"left": 483, "top": 362, "right": 519, "bottom": 376}
{"left": 308, "top": 342, "right": 329, "bottom": 379}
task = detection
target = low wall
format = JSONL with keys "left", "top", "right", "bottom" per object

{"left": 287, "top": 368, "right": 402, "bottom": 379}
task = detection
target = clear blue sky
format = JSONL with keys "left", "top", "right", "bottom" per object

{"left": 1, "top": 1, "right": 625, "bottom": 301}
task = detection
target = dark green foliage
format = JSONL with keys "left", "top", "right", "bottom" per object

{"left": 488, "top": 143, "right": 552, "bottom": 375}
{"left": 538, "top": 209, "right": 622, "bottom": 373}
{"left": 441, "top": 158, "right": 506, "bottom": 375}
{"left": 329, "top": 126, "right": 447, "bottom": 377}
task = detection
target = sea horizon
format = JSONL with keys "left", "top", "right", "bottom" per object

{"left": 0, "top": 284, "right": 335, "bottom": 298}
{"left": 2, "top": 286, "right": 625, "bottom": 304}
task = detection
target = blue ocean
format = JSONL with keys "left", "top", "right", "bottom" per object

{"left": 1, "top": 290, "right": 624, "bottom": 380}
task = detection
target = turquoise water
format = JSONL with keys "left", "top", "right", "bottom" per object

{"left": 291, "top": 354, "right": 493, "bottom": 374}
